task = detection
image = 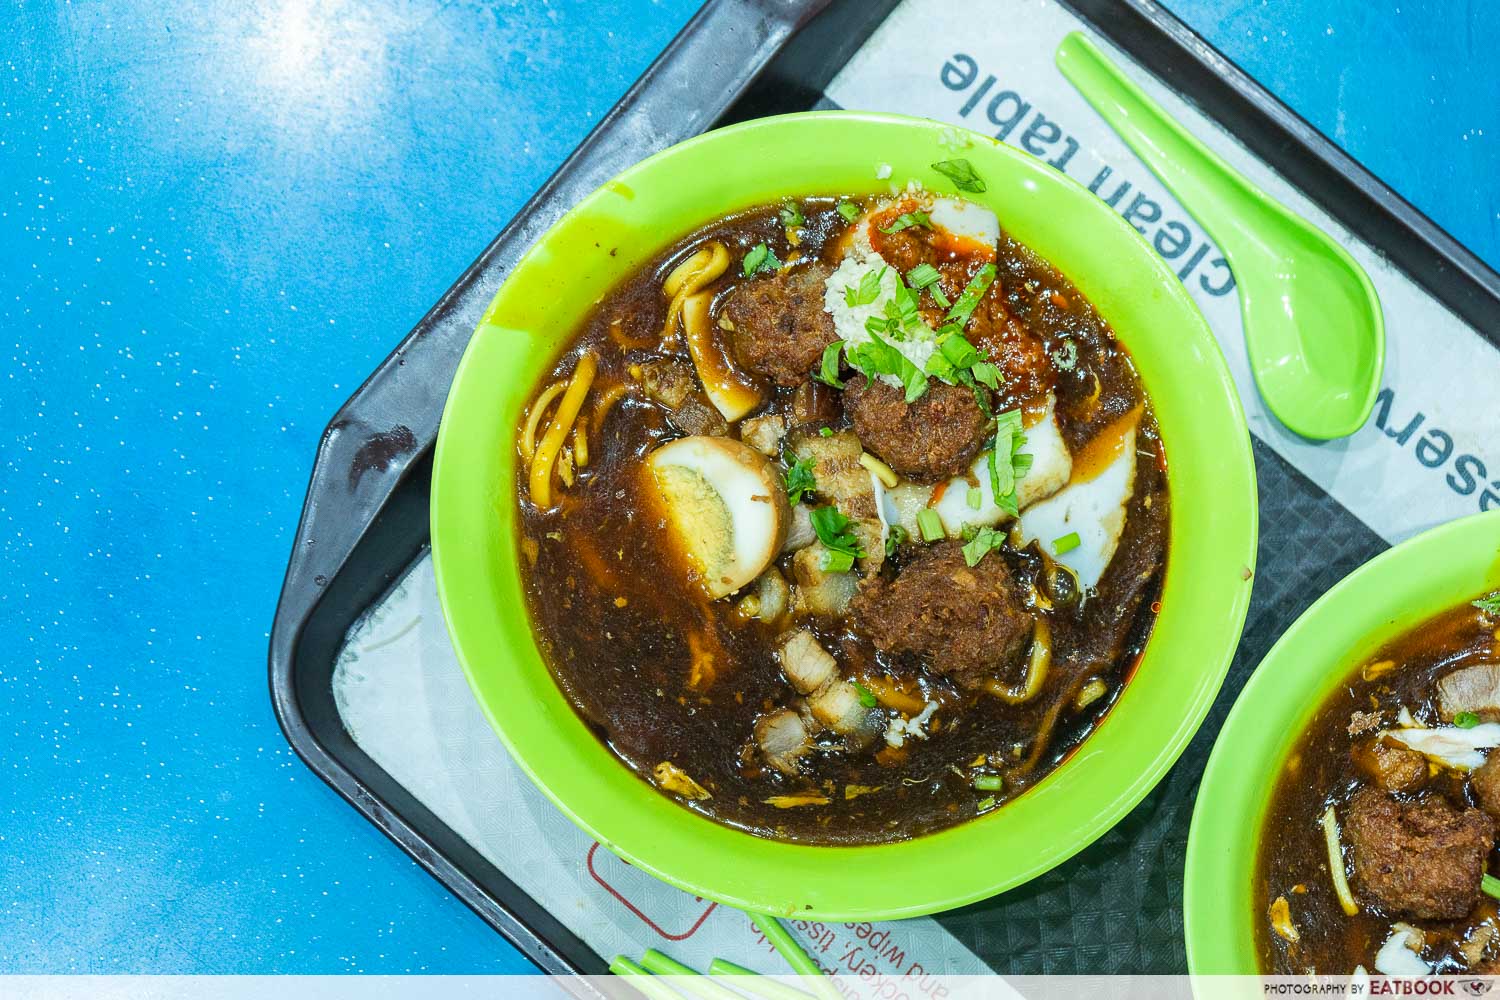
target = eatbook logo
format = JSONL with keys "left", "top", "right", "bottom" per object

{"left": 1462, "top": 981, "right": 1493, "bottom": 997}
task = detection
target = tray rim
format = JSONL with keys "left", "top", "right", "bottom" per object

{"left": 268, "top": 0, "right": 1500, "bottom": 976}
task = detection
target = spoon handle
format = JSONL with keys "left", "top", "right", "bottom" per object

{"left": 1055, "top": 32, "right": 1271, "bottom": 257}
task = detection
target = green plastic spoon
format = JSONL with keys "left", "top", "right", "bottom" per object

{"left": 1056, "top": 32, "right": 1384, "bottom": 440}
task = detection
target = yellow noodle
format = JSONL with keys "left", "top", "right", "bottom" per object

{"left": 1321, "top": 805, "right": 1359, "bottom": 915}
{"left": 607, "top": 317, "right": 657, "bottom": 351}
{"left": 660, "top": 242, "right": 729, "bottom": 347}
{"left": 662, "top": 246, "right": 715, "bottom": 298}
{"left": 592, "top": 382, "right": 628, "bottom": 432}
{"left": 529, "top": 353, "right": 597, "bottom": 508}
{"left": 984, "top": 619, "right": 1053, "bottom": 704}
{"left": 572, "top": 415, "right": 589, "bottom": 469}
{"left": 520, "top": 380, "right": 566, "bottom": 465}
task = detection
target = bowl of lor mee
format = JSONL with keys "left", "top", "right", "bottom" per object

{"left": 431, "top": 111, "right": 1257, "bottom": 919}
{"left": 1187, "top": 510, "right": 1500, "bottom": 974}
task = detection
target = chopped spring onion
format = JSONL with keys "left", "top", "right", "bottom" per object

{"left": 836, "top": 201, "right": 860, "bottom": 223}
{"left": 1052, "top": 531, "right": 1081, "bottom": 555}
{"left": 931, "top": 158, "right": 987, "bottom": 193}
{"left": 879, "top": 211, "right": 931, "bottom": 234}
{"left": 976, "top": 796, "right": 996, "bottom": 811}
{"left": 906, "top": 263, "right": 942, "bottom": 289}
{"left": 819, "top": 426, "right": 834, "bottom": 438}
{"left": 783, "top": 457, "right": 816, "bottom": 506}
{"left": 938, "top": 332, "right": 981, "bottom": 369}
{"left": 966, "top": 487, "right": 983, "bottom": 510}
{"left": 1456, "top": 711, "right": 1482, "bottom": 729}
{"left": 851, "top": 680, "right": 877, "bottom": 709}
{"left": 946, "top": 263, "right": 997, "bottom": 329}
{"left": 778, "top": 201, "right": 804, "bottom": 227}
{"left": 742, "top": 242, "right": 780, "bottom": 277}
{"left": 1484, "top": 874, "right": 1500, "bottom": 900}
{"left": 1475, "top": 591, "right": 1500, "bottom": 615}
{"left": 822, "top": 548, "right": 856, "bottom": 574}
{"left": 815, "top": 340, "right": 845, "bottom": 388}
{"left": 973, "top": 774, "right": 1003, "bottom": 792}
{"left": 1320, "top": 805, "right": 1359, "bottom": 916}
{"left": 916, "top": 508, "right": 945, "bottom": 543}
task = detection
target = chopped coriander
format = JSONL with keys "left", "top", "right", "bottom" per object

{"left": 946, "top": 263, "right": 997, "bottom": 329}
{"left": 906, "top": 263, "right": 942, "bottom": 289}
{"left": 879, "top": 211, "right": 931, "bottom": 234}
{"left": 961, "top": 526, "right": 1005, "bottom": 566}
{"left": 973, "top": 774, "right": 1004, "bottom": 792}
{"left": 901, "top": 361, "right": 928, "bottom": 403}
{"left": 1475, "top": 591, "right": 1500, "bottom": 615}
{"left": 988, "top": 409, "right": 1030, "bottom": 517}
{"left": 1455, "top": 711, "right": 1481, "bottom": 729}
{"left": 924, "top": 350, "right": 956, "bottom": 381}
{"left": 931, "top": 158, "right": 987, "bottom": 193}
{"left": 778, "top": 201, "right": 804, "bottom": 227}
{"left": 810, "top": 505, "right": 866, "bottom": 564}
{"left": 884, "top": 524, "right": 908, "bottom": 557}
{"left": 1051, "top": 340, "right": 1079, "bottom": 371}
{"left": 846, "top": 330, "right": 929, "bottom": 403}
{"left": 1052, "top": 531, "right": 1081, "bottom": 555}
{"left": 916, "top": 508, "right": 945, "bottom": 543}
{"left": 819, "top": 426, "right": 834, "bottom": 438}
{"left": 851, "top": 680, "right": 878, "bottom": 709}
{"left": 836, "top": 201, "right": 861, "bottom": 223}
{"left": 971, "top": 361, "right": 1002, "bottom": 391}
{"left": 742, "top": 242, "right": 780, "bottom": 277}
{"left": 966, "top": 487, "right": 983, "bottom": 510}
{"left": 976, "top": 795, "right": 996, "bottom": 811}
{"left": 815, "top": 340, "right": 845, "bottom": 388}
{"left": 784, "top": 457, "right": 817, "bottom": 506}
{"left": 845, "top": 266, "right": 886, "bottom": 307}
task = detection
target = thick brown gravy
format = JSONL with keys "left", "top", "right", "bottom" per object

{"left": 1256, "top": 597, "right": 1500, "bottom": 973}
{"left": 514, "top": 196, "right": 1169, "bottom": 844}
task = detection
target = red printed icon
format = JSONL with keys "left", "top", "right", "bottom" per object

{"left": 586, "top": 842, "right": 718, "bottom": 941}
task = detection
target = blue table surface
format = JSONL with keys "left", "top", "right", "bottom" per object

{"left": 2, "top": 0, "right": 1496, "bottom": 974}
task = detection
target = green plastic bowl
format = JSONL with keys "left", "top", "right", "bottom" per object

{"left": 1185, "top": 510, "right": 1500, "bottom": 972}
{"left": 431, "top": 111, "right": 1257, "bottom": 920}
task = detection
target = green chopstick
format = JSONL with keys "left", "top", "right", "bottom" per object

{"left": 638, "top": 948, "right": 745, "bottom": 1000}
{"left": 744, "top": 913, "right": 841, "bottom": 1000}
{"left": 609, "top": 955, "right": 682, "bottom": 1000}
{"left": 708, "top": 958, "right": 818, "bottom": 1000}
{"left": 746, "top": 913, "right": 823, "bottom": 978}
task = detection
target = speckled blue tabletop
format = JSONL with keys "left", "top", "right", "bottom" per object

{"left": 2, "top": 0, "right": 1495, "bottom": 975}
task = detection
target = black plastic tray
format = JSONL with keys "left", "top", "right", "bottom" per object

{"left": 269, "top": 0, "right": 1500, "bottom": 976}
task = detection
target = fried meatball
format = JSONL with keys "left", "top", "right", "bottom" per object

{"left": 722, "top": 263, "right": 837, "bottom": 387}
{"left": 851, "top": 541, "right": 1034, "bottom": 691}
{"left": 1472, "top": 753, "right": 1500, "bottom": 821}
{"left": 1345, "top": 786, "right": 1494, "bottom": 920}
{"left": 844, "top": 375, "right": 990, "bottom": 481}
